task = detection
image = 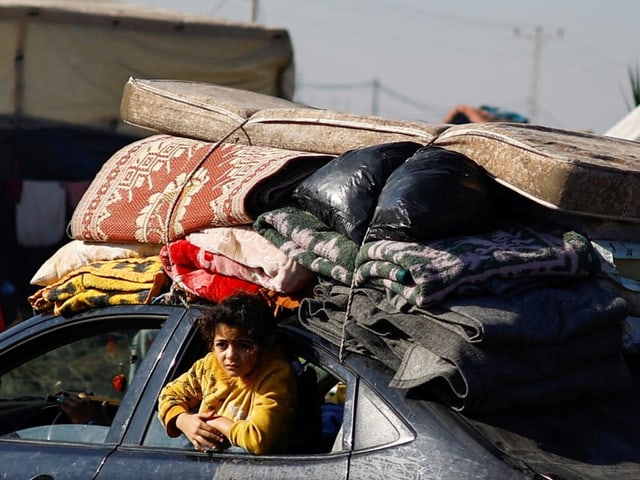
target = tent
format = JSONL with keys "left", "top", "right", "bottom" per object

{"left": 605, "top": 104, "right": 640, "bottom": 142}
{"left": 0, "top": 0, "right": 294, "bottom": 132}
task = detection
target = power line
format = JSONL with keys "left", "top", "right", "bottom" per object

{"left": 207, "top": 0, "right": 231, "bottom": 16}
{"left": 300, "top": 80, "right": 374, "bottom": 91}
{"left": 514, "top": 25, "right": 563, "bottom": 123}
{"left": 377, "top": 82, "right": 440, "bottom": 114}
{"left": 299, "top": 78, "right": 442, "bottom": 117}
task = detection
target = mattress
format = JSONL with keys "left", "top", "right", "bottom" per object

{"left": 433, "top": 123, "right": 640, "bottom": 222}
{"left": 120, "top": 77, "right": 640, "bottom": 222}
{"left": 120, "top": 77, "right": 445, "bottom": 155}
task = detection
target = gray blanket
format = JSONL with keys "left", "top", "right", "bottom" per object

{"left": 396, "top": 342, "right": 631, "bottom": 411}
{"left": 299, "top": 279, "right": 632, "bottom": 411}
{"left": 409, "top": 279, "right": 629, "bottom": 344}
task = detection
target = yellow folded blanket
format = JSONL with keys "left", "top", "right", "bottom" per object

{"left": 29, "top": 256, "right": 168, "bottom": 316}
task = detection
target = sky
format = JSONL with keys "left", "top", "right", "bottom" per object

{"left": 130, "top": 0, "right": 639, "bottom": 135}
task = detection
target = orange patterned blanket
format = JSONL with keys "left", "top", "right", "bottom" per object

{"left": 69, "top": 134, "right": 331, "bottom": 244}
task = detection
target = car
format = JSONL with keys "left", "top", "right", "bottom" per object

{"left": 0, "top": 303, "right": 639, "bottom": 480}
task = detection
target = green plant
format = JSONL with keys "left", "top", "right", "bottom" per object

{"left": 627, "top": 64, "right": 640, "bottom": 109}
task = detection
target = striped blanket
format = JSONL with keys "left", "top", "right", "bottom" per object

{"left": 254, "top": 206, "right": 359, "bottom": 285}
{"left": 355, "top": 225, "right": 600, "bottom": 309}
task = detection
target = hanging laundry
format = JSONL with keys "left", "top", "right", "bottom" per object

{"left": 15, "top": 180, "right": 66, "bottom": 247}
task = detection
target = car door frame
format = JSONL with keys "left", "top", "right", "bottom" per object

{"left": 99, "top": 311, "right": 355, "bottom": 480}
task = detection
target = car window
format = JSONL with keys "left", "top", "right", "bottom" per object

{"left": 142, "top": 332, "right": 347, "bottom": 456}
{"left": 0, "top": 328, "right": 158, "bottom": 400}
{"left": 352, "top": 381, "right": 414, "bottom": 451}
{"left": 0, "top": 327, "right": 159, "bottom": 444}
{"left": 290, "top": 356, "right": 345, "bottom": 454}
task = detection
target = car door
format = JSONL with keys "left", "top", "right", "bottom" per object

{"left": 0, "top": 305, "right": 173, "bottom": 480}
{"left": 97, "top": 318, "right": 353, "bottom": 480}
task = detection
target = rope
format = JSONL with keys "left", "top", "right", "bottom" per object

{"left": 162, "top": 119, "right": 251, "bottom": 308}
{"left": 338, "top": 225, "right": 370, "bottom": 362}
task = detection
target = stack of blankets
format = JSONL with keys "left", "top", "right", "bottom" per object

{"left": 27, "top": 99, "right": 640, "bottom": 413}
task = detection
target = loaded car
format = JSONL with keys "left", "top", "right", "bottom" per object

{"left": 1, "top": 303, "right": 639, "bottom": 480}
{"left": 2, "top": 79, "right": 640, "bottom": 479}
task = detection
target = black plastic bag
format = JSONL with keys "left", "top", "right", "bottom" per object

{"left": 292, "top": 141, "right": 422, "bottom": 244}
{"left": 367, "top": 146, "right": 495, "bottom": 242}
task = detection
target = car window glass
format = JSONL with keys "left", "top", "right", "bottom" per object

{"left": 0, "top": 328, "right": 158, "bottom": 400}
{"left": 352, "top": 381, "right": 413, "bottom": 451}
{"left": 0, "top": 328, "right": 159, "bottom": 444}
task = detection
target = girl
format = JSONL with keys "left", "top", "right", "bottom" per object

{"left": 158, "top": 293, "right": 297, "bottom": 454}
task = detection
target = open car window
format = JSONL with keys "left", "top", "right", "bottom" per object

{"left": 142, "top": 328, "right": 351, "bottom": 455}
{"left": 0, "top": 326, "right": 160, "bottom": 444}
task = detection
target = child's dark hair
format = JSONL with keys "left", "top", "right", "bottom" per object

{"left": 197, "top": 293, "right": 276, "bottom": 350}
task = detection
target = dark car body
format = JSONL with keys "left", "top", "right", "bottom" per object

{"left": 0, "top": 304, "right": 638, "bottom": 479}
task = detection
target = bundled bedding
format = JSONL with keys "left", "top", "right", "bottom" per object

{"left": 27, "top": 81, "right": 640, "bottom": 412}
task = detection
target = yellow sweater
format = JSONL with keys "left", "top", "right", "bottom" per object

{"left": 158, "top": 348, "right": 297, "bottom": 455}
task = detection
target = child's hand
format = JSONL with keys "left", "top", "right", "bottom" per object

{"left": 176, "top": 411, "right": 227, "bottom": 452}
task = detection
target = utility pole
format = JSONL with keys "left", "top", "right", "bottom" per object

{"left": 515, "top": 26, "right": 563, "bottom": 123}
{"left": 250, "top": 0, "right": 258, "bottom": 22}
{"left": 372, "top": 78, "right": 380, "bottom": 116}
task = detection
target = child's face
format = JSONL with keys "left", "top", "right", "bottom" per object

{"left": 213, "top": 323, "right": 259, "bottom": 378}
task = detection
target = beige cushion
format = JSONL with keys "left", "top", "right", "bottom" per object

{"left": 30, "top": 240, "right": 161, "bottom": 286}
{"left": 121, "top": 78, "right": 640, "bottom": 223}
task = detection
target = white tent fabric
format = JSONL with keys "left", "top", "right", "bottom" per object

{"left": 605, "top": 105, "right": 640, "bottom": 142}
{"left": 0, "top": 0, "right": 294, "bottom": 133}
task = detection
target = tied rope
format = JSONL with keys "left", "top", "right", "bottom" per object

{"left": 338, "top": 225, "right": 371, "bottom": 362}
{"left": 162, "top": 119, "right": 251, "bottom": 307}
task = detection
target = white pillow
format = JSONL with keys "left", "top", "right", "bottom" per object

{"left": 30, "top": 240, "right": 161, "bottom": 286}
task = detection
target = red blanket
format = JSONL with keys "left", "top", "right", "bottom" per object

{"left": 161, "top": 240, "right": 260, "bottom": 302}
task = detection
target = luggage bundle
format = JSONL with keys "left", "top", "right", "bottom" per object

{"left": 29, "top": 78, "right": 640, "bottom": 412}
